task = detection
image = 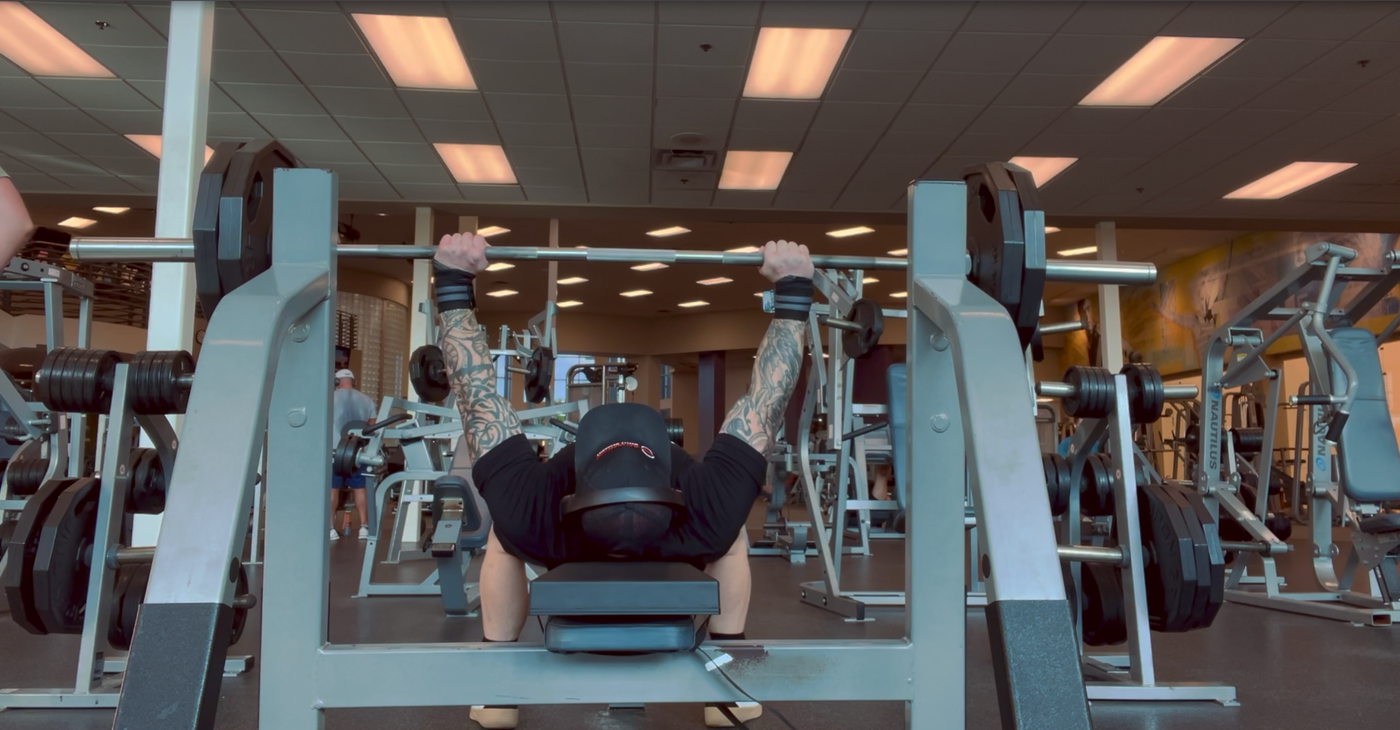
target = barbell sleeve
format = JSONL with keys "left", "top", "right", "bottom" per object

{"left": 817, "top": 315, "right": 864, "bottom": 333}
{"left": 1036, "top": 382, "right": 1075, "bottom": 398}
{"left": 1038, "top": 320, "right": 1085, "bottom": 335}
{"left": 1055, "top": 544, "right": 1126, "bottom": 566}
{"left": 1164, "top": 385, "right": 1198, "bottom": 400}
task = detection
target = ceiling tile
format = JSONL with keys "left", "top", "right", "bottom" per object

{"left": 811, "top": 102, "right": 900, "bottom": 132}
{"left": 565, "top": 62, "right": 654, "bottom": 96}
{"left": 1240, "top": 77, "right": 1367, "bottom": 113}
{"left": 455, "top": 18, "right": 560, "bottom": 61}
{"left": 1259, "top": 3, "right": 1395, "bottom": 40}
{"left": 1353, "top": 8, "right": 1400, "bottom": 41}
{"left": 658, "top": 2, "right": 759, "bottom": 26}
{"left": 843, "top": 30, "right": 951, "bottom": 72}
{"left": 1272, "top": 110, "right": 1392, "bottom": 144}
{"left": 652, "top": 169, "right": 715, "bottom": 190}
{"left": 340, "top": 180, "right": 400, "bottom": 199}
{"left": 727, "top": 127, "right": 805, "bottom": 149}
{"left": 458, "top": 184, "right": 527, "bottom": 202}
{"left": 580, "top": 147, "right": 650, "bottom": 177}
{"left": 48, "top": 174, "right": 141, "bottom": 194}
{"left": 758, "top": 2, "right": 865, "bottom": 28}
{"left": 656, "top": 65, "right": 746, "bottom": 98}
{"left": 575, "top": 124, "right": 651, "bottom": 148}
{"left": 860, "top": 2, "right": 972, "bottom": 31}
{"left": 0, "top": 56, "right": 26, "bottom": 78}
{"left": 1162, "top": 76, "right": 1266, "bottom": 109}
{"left": 1042, "top": 107, "right": 1143, "bottom": 136}
{"left": 339, "top": 2, "right": 455, "bottom": 15}
{"left": 571, "top": 95, "right": 651, "bottom": 126}
{"left": 399, "top": 91, "right": 490, "bottom": 121}
{"left": 0, "top": 153, "right": 37, "bottom": 173}
{"left": 1211, "top": 39, "right": 1339, "bottom": 80}
{"left": 587, "top": 185, "right": 649, "bottom": 205}
{"left": 871, "top": 131, "right": 955, "bottom": 157}
{"left": 416, "top": 119, "right": 501, "bottom": 144}
{"left": 890, "top": 104, "right": 984, "bottom": 135}
{"left": 655, "top": 98, "right": 734, "bottom": 127}
{"left": 471, "top": 60, "right": 567, "bottom": 94}
{"left": 557, "top": 22, "right": 655, "bottom": 64}
{"left": 251, "top": 113, "right": 348, "bottom": 140}
{"left": 1296, "top": 42, "right": 1400, "bottom": 81}
{"left": 497, "top": 122, "right": 577, "bottom": 147}
{"left": 835, "top": 185, "right": 903, "bottom": 212}
{"left": 799, "top": 128, "right": 880, "bottom": 156}
{"left": 0, "top": 78, "right": 70, "bottom": 109}
{"left": 8, "top": 152, "right": 108, "bottom": 175}
{"left": 944, "top": 133, "right": 1026, "bottom": 159}
{"left": 973, "top": 105, "right": 1064, "bottom": 137}
{"left": 375, "top": 163, "right": 454, "bottom": 184}
{"left": 337, "top": 116, "right": 424, "bottom": 143}
{"left": 39, "top": 79, "right": 157, "bottom": 111}
{"left": 0, "top": 113, "right": 32, "bottom": 134}
{"left": 320, "top": 162, "right": 383, "bottom": 183}
{"left": 911, "top": 72, "right": 1012, "bottom": 105}
{"left": 1120, "top": 107, "right": 1229, "bottom": 138}
{"left": 390, "top": 182, "right": 459, "bottom": 201}
{"left": 1160, "top": 2, "right": 1292, "bottom": 36}
{"left": 241, "top": 10, "right": 367, "bottom": 54}
{"left": 553, "top": 2, "right": 655, "bottom": 24}
{"left": 933, "top": 33, "right": 1050, "bottom": 74}
{"left": 220, "top": 83, "right": 325, "bottom": 115}
{"left": 826, "top": 69, "right": 923, "bottom": 103}
{"left": 87, "top": 156, "right": 161, "bottom": 177}
{"left": 212, "top": 50, "right": 299, "bottom": 84}
{"left": 961, "top": 2, "right": 1078, "bottom": 32}
{"left": 0, "top": 133, "right": 84, "bottom": 158}
{"left": 733, "top": 100, "right": 819, "bottom": 129}
{"left": 485, "top": 93, "right": 572, "bottom": 123}
{"left": 523, "top": 186, "right": 589, "bottom": 204}
{"left": 118, "top": 175, "right": 156, "bottom": 193}
{"left": 780, "top": 153, "right": 864, "bottom": 192}
{"left": 712, "top": 190, "right": 775, "bottom": 209}
{"left": 495, "top": 145, "right": 580, "bottom": 168}
{"left": 1059, "top": 3, "right": 1185, "bottom": 34}
{"left": 84, "top": 46, "right": 168, "bottom": 81}
{"left": 359, "top": 142, "right": 441, "bottom": 166}
{"left": 1025, "top": 34, "right": 1154, "bottom": 77}
{"left": 44, "top": 133, "right": 143, "bottom": 159}
{"left": 1199, "top": 108, "right": 1307, "bottom": 139}
{"left": 657, "top": 25, "right": 755, "bottom": 66}
{"left": 993, "top": 74, "right": 1100, "bottom": 106}
{"left": 1028, "top": 133, "right": 1172, "bottom": 159}
{"left": 516, "top": 166, "right": 586, "bottom": 187}
{"left": 313, "top": 87, "right": 409, "bottom": 118}
{"left": 650, "top": 188, "right": 713, "bottom": 207}
{"left": 232, "top": 2, "right": 345, "bottom": 11}
{"left": 280, "top": 53, "right": 389, "bottom": 88}
{"left": 774, "top": 189, "right": 839, "bottom": 209}
{"left": 4, "top": 108, "right": 107, "bottom": 134}
{"left": 212, "top": 7, "right": 268, "bottom": 51}
{"left": 129, "top": 80, "right": 241, "bottom": 112}
{"left": 448, "top": 2, "right": 551, "bottom": 20}
{"left": 283, "top": 139, "right": 367, "bottom": 164}
{"left": 26, "top": 2, "right": 169, "bottom": 46}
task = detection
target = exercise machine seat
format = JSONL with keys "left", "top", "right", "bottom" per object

{"left": 529, "top": 562, "right": 719, "bottom": 654}
{"left": 1329, "top": 327, "right": 1400, "bottom": 503}
{"left": 886, "top": 364, "right": 908, "bottom": 511}
{"left": 1359, "top": 514, "right": 1400, "bottom": 535}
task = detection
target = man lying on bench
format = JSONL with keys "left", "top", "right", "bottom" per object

{"left": 432, "top": 232, "right": 814, "bottom": 729}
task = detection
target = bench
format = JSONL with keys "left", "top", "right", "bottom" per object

{"left": 529, "top": 561, "right": 719, "bottom": 654}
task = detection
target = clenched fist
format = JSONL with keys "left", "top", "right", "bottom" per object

{"left": 434, "top": 232, "right": 490, "bottom": 274}
{"left": 759, "top": 240, "right": 814, "bottom": 283}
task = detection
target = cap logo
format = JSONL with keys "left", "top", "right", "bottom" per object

{"left": 596, "top": 441, "right": 656, "bottom": 459}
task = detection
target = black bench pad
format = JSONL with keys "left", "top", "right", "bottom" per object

{"left": 544, "top": 615, "right": 702, "bottom": 654}
{"left": 529, "top": 562, "right": 719, "bottom": 617}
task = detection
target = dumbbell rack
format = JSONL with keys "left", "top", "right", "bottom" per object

{"left": 0, "top": 361, "right": 250, "bottom": 711}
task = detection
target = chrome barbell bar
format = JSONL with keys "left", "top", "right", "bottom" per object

{"left": 1037, "top": 381, "right": 1199, "bottom": 401}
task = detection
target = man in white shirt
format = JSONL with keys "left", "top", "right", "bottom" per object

{"left": 331, "top": 369, "right": 376, "bottom": 540}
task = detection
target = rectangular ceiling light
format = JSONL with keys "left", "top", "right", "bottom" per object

{"left": 632, "top": 263, "right": 669, "bottom": 271}
{"left": 862, "top": 276, "right": 878, "bottom": 284}
{"left": 744, "top": 27, "right": 851, "bottom": 99}
{"left": 1007, "top": 156, "right": 1077, "bottom": 187}
{"left": 646, "top": 226, "right": 690, "bottom": 237}
{"left": 697, "top": 277, "right": 733, "bottom": 286}
{"left": 726, "top": 245, "right": 761, "bottom": 253}
{"left": 477, "top": 225, "right": 510, "bottom": 237}
{"left": 485, "top": 289, "right": 517, "bottom": 298}
{"left": 125, "top": 134, "right": 215, "bottom": 164}
{"left": 352, "top": 13, "right": 476, "bottom": 90}
{"left": 1045, "top": 226, "right": 1061, "bottom": 234}
{"left": 718, "top": 150, "right": 792, "bottom": 190}
{"left": 1081, "top": 36, "right": 1242, "bottom": 107}
{"left": 0, "top": 2, "right": 113, "bottom": 77}
{"left": 1223, "top": 161, "right": 1358, "bottom": 200}
{"left": 556, "top": 300, "right": 582, "bottom": 308}
{"left": 1057, "top": 246, "right": 1098, "bottom": 257}
{"left": 485, "top": 262, "right": 514, "bottom": 272}
{"left": 827, "top": 226, "right": 874, "bottom": 238}
{"left": 890, "top": 291, "right": 908, "bottom": 299}
{"left": 557, "top": 276, "right": 587, "bottom": 285}
{"left": 93, "top": 206, "right": 129, "bottom": 214}
{"left": 57, "top": 216, "right": 96, "bottom": 229}
{"left": 678, "top": 300, "right": 710, "bottom": 308}
{"left": 888, "top": 248, "right": 907, "bottom": 256}
{"left": 620, "top": 289, "right": 652, "bottom": 297}
{"left": 434, "top": 143, "right": 516, "bottom": 184}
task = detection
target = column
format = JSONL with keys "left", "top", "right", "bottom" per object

{"left": 1096, "top": 221, "right": 1122, "bottom": 372}
{"left": 697, "top": 351, "right": 725, "bottom": 454}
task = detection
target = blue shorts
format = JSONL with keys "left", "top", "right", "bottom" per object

{"left": 333, "top": 473, "right": 366, "bottom": 490}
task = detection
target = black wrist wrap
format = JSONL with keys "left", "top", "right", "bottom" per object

{"left": 772, "top": 275, "right": 814, "bottom": 320}
{"left": 433, "top": 261, "right": 477, "bottom": 312}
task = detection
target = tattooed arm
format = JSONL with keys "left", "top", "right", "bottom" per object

{"left": 721, "top": 240, "right": 815, "bottom": 453}
{"left": 434, "top": 233, "right": 522, "bottom": 461}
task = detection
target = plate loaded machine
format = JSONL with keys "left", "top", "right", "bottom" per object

{"left": 0, "top": 347, "right": 254, "bottom": 711}
{"left": 1199, "top": 238, "right": 1400, "bottom": 625}
{"left": 64, "top": 153, "right": 1154, "bottom": 729}
{"left": 1037, "top": 365, "right": 1236, "bottom": 704}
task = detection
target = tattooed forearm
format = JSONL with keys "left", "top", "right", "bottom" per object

{"left": 438, "top": 309, "right": 522, "bottom": 461}
{"left": 722, "top": 318, "right": 807, "bottom": 453}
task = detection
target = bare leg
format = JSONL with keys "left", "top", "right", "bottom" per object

{"left": 352, "top": 488, "right": 369, "bottom": 531}
{"left": 705, "top": 531, "right": 752, "bottom": 635}
{"left": 328, "top": 490, "right": 340, "bottom": 529}
{"left": 481, "top": 527, "right": 530, "bottom": 641}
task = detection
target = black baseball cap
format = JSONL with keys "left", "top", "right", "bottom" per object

{"left": 566, "top": 403, "right": 683, "bottom": 554}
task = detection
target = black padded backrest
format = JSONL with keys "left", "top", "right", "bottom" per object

{"left": 528, "top": 562, "right": 719, "bottom": 616}
{"left": 1329, "top": 327, "right": 1400, "bottom": 503}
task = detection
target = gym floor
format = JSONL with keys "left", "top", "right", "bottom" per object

{"left": 1, "top": 513, "right": 1396, "bottom": 730}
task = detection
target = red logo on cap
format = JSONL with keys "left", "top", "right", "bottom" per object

{"left": 595, "top": 442, "right": 656, "bottom": 460}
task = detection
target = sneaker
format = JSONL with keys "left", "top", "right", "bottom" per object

{"left": 469, "top": 705, "right": 519, "bottom": 729}
{"left": 705, "top": 703, "right": 762, "bottom": 727}
{"left": 329, "top": 529, "right": 340, "bottom": 541}
{"left": 358, "top": 526, "right": 369, "bottom": 540}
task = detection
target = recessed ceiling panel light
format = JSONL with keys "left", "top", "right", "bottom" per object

{"left": 646, "top": 226, "right": 690, "bottom": 237}
{"left": 678, "top": 300, "right": 710, "bottom": 308}
{"left": 557, "top": 276, "right": 587, "bottom": 285}
{"left": 1045, "top": 226, "right": 1061, "bottom": 234}
{"left": 862, "top": 277, "right": 878, "bottom": 284}
{"left": 697, "top": 277, "right": 733, "bottom": 286}
{"left": 477, "top": 225, "right": 510, "bottom": 237}
{"left": 1057, "top": 246, "right": 1098, "bottom": 257}
{"left": 718, "top": 150, "right": 792, "bottom": 190}
{"left": 485, "top": 289, "right": 517, "bottom": 298}
{"left": 887, "top": 248, "right": 907, "bottom": 256}
{"left": 753, "top": 292, "right": 765, "bottom": 297}
{"left": 632, "top": 263, "right": 669, "bottom": 271}
{"left": 1081, "top": 36, "right": 1241, "bottom": 107}
{"left": 1223, "top": 161, "right": 1358, "bottom": 200}
{"left": 827, "top": 226, "right": 874, "bottom": 238}
{"left": 0, "top": 2, "right": 112, "bottom": 77}
{"left": 556, "top": 300, "right": 582, "bottom": 308}
{"left": 620, "top": 290, "right": 652, "bottom": 298}
{"left": 434, "top": 143, "right": 517, "bottom": 184}
{"left": 352, "top": 14, "right": 475, "bottom": 90}
{"left": 1007, "top": 156, "right": 1077, "bottom": 187}
{"left": 890, "top": 291, "right": 907, "bottom": 299}
{"left": 726, "top": 245, "right": 761, "bottom": 253}
{"left": 57, "top": 216, "right": 96, "bottom": 229}
{"left": 744, "top": 27, "right": 851, "bottom": 99}
{"left": 93, "top": 206, "right": 129, "bottom": 214}
{"left": 125, "top": 134, "right": 215, "bottom": 163}
{"left": 485, "top": 262, "right": 514, "bottom": 272}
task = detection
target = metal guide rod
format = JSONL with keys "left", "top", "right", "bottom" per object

{"left": 1037, "top": 381, "right": 1198, "bottom": 400}
{"left": 1039, "top": 319, "right": 1085, "bottom": 335}
{"left": 1056, "top": 544, "right": 1126, "bottom": 566}
{"left": 68, "top": 238, "right": 1158, "bottom": 284}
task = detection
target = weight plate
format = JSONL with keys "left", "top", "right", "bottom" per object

{"left": 524, "top": 347, "right": 554, "bottom": 404}
{"left": 1139, "top": 482, "right": 1197, "bottom": 632}
{"left": 1080, "top": 453, "right": 1115, "bottom": 517}
{"left": 962, "top": 161, "right": 1045, "bottom": 350}
{"left": 1122, "top": 363, "right": 1165, "bottom": 425}
{"left": 2, "top": 478, "right": 73, "bottom": 634}
{"left": 33, "top": 348, "right": 65, "bottom": 412}
{"left": 1042, "top": 452, "right": 1070, "bottom": 516}
{"left": 842, "top": 299, "right": 885, "bottom": 359}
{"left": 665, "top": 418, "right": 685, "bottom": 448}
{"left": 7, "top": 458, "right": 49, "bottom": 497}
{"left": 129, "top": 448, "right": 167, "bottom": 515}
{"left": 217, "top": 140, "right": 299, "bottom": 310}
{"left": 0, "top": 519, "right": 15, "bottom": 564}
{"left": 229, "top": 564, "right": 250, "bottom": 647}
{"left": 0, "top": 345, "right": 45, "bottom": 391}
{"left": 1064, "top": 366, "right": 1113, "bottom": 419}
{"left": 1081, "top": 563, "right": 1127, "bottom": 646}
{"left": 194, "top": 142, "right": 242, "bottom": 317}
{"left": 1158, "top": 483, "right": 1211, "bottom": 630}
{"left": 333, "top": 434, "right": 364, "bottom": 478}
{"left": 408, "top": 345, "right": 451, "bottom": 403}
{"left": 107, "top": 564, "right": 137, "bottom": 650}
{"left": 1170, "top": 485, "right": 1226, "bottom": 630}
{"left": 110, "top": 562, "right": 150, "bottom": 651}
{"left": 32, "top": 477, "right": 99, "bottom": 634}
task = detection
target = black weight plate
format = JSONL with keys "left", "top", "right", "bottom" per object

{"left": 1139, "top": 483, "right": 1196, "bottom": 632}
{"left": 1042, "top": 452, "right": 1070, "bottom": 516}
{"left": 194, "top": 142, "right": 242, "bottom": 318}
{"left": 107, "top": 564, "right": 137, "bottom": 650}
{"left": 1081, "top": 453, "right": 1115, "bottom": 517}
{"left": 7, "top": 458, "right": 49, "bottom": 497}
{"left": 33, "top": 348, "right": 65, "bottom": 412}
{"left": 962, "top": 162, "right": 1046, "bottom": 350}
{"left": 92, "top": 350, "right": 120, "bottom": 412}
{"left": 1081, "top": 563, "right": 1127, "bottom": 646}
{"left": 56, "top": 348, "right": 80, "bottom": 414}
{"left": 217, "top": 140, "right": 299, "bottom": 310}
{"left": 408, "top": 345, "right": 451, "bottom": 403}
{"left": 333, "top": 435, "right": 363, "bottom": 478}
{"left": 2, "top": 478, "right": 73, "bottom": 634}
{"left": 111, "top": 562, "right": 150, "bottom": 651}
{"left": 1158, "top": 483, "right": 1211, "bottom": 630}
{"left": 665, "top": 418, "right": 684, "bottom": 448}
{"left": 128, "top": 448, "right": 166, "bottom": 515}
{"left": 1126, "top": 364, "right": 1165, "bottom": 425}
{"left": 525, "top": 347, "right": 554, "bottom": 404}
{"left": 1173, "top": 486, "right": 1226, "bottom": 629}
{"left": 0, "top": 519, "right": 14, "bottom": 563}
{"left": 842, "top": 299, "right": 885, "bottom": 359}
{"left": 140, "top": 350, "right": 195, "bottom": 415}
{"left": 32, "top": 477, "right": 99, "bottom": 634}
{"left": 229, "top": 564, "right": 250, "bottom": 647}
{"left": 80, "top": 350, "right": 104, "bottom": 412}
